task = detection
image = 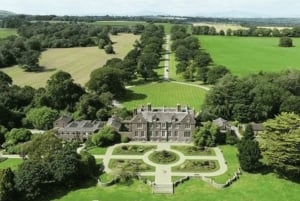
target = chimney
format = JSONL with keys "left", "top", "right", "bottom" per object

{"left": 177, "top": 104, "right": 181, "bottom": 112}
{"left": 147, "top": 103, "right": 152, "bottom": 111}
{"left": 133, "top": 108, "right": 137, "bottom": 115}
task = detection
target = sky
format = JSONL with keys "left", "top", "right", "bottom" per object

{"left": 1, "top": 0, "right": 300, "bottom": 17}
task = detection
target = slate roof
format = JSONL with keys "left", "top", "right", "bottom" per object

{"left": 213, "top": 118, "right": 230, "bottom": 129}
{"left": 132, "top": 106, "right": 195, "bottom": 123}
{"left": 107, "top": 116, "right": 122, "bottom": 130}
{"left": 54, "top": 115, "right": 72, "bottom": 124}
{"left": 58, "top": 120, "right": 106, "bottom": 133}
{"left": 250, "top": 122, "right": 264, "bottom": 131}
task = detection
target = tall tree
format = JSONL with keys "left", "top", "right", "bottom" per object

{"left": 260, "top": 112, "right": 300, "bottom": 179}
{"left": 237, "top": 139, "right": 262, "bottom": 172}
{"left": 45, "top": 71, "right": 85, "bottom": 111}
{"left": 0, "top": 168, "right": 15, "bottom": 201}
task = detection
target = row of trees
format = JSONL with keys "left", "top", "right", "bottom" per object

{"left": 192, "top": 25, "right": 300, "bottom": 37}
{"left": 0, "top": 132, "right": 99, "bottom": 201}
{"left": 201, "top": 70, "right": 300, "bottom": 123}
{"left": 171, "top": 25, "right": 230, "bottom": 83}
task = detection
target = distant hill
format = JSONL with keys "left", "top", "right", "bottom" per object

{"left": 0, "top": 10, "right": 16, "bottom": 17}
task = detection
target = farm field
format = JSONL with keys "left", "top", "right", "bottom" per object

{"left": 120, "top": 82, "right": 206, "bottom": 111}
{"left": 200, "top": 36, "right": 300, "bottom": 76}
{"left": 0, "top": 28, "right": 17, "bottom": 38}
{"left": 193, "top": 22, "right": 247, "bottom": 32}
{"left": 1, "top": 34, "right": 139, "bottom": 88}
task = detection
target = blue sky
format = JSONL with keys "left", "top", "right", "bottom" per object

{"left": 1, "top": 0, "right": 300, "bottom": 17}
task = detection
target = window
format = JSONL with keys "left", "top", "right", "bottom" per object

{"left": 184, "top": 131, "right": 191, "bottom": 137}
{"left": 149, "top": 131, "right": 153, "bottom": 136}
{"left": 156, "top": 123, "right": 160, "bottom": 128}
{"left": 185, "top": 123, "right": 191, "bottom": 128}
{"left": 137, "top": 123, "right": 142, "bottom": 129}
{"left": 162, "top": 131, "right": 166, "bottom": 137}
{"left": 168, "top": 131, "right": 172, "bottom": 137}
{"left": 155, "top": 131, "right": 159, "bottom": 136}
{"left": 149, "top": 123, "right": 153, "bottom": 128}
{"left": 141, "top": 131, "right": 145, "bottom": 137}
{"left": 162, "top": 123, "right": 166, "bottom": 128}
{"left": 174, "top": 131, "right": 178, "bottom": 136}
{"left": 134, "top": 131, "right": 138, "bottom": 136}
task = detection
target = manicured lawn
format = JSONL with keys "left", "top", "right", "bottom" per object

{"left": 171, "top": 145, "right": 215, "bottom": 156}
{"left": 0, "top": 158, "right": 23, "bottom": 170}
{"left": 172, "top": 160, "right": 219, "bottom": 172}
{"left": 149, "top": 150, "right": 179, "bottom": 164}
{"left": 109, "top": 159, "right": 155, "bottom": 172}
{"left": 51, "top": 172, "right": 300, "bottom": 201}
{"left": 212, "top": 145, "right": 240, "bottom": 183}
{"left": 200, "top": 36, "right": 300, "bottom": 76}
{"left": 113, "top": 145, "right": 156, "bottom": 155}
{"left": 87, "top": 147, "right": 107, "bottom": 155}
{"left": 0, "top": 28, "right": 17, "bottom": 38}
{"left": 1, "top": 34, "right": 139, "bottom": 88}
{"left": 120, "top": 82, "right": 207, "bottom": 111}
{"left": 99, "top": 173, "right": 115, "bottom": 183}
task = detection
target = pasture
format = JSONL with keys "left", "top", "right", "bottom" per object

{"left": 200, "top": 36, "right": 300, "bottom": 76}
{"left": 120, "top": 82, "right": 206, "bottom": 111}
{"left": 1, "top": 34, "right": 139, "bottom": 88}
{"left": 0, "top": 28, "right": 17, "bottom": 38}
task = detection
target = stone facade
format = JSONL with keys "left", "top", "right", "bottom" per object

{"left": 124, "top": 104, "right": 196, "bottom": 142}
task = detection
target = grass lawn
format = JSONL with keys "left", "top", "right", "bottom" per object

{"left": 51, "top": 173, "right": 300, "bottom": 201}
{"left": 109, "top": 159, "right": 155, "bottom": 172}
{"left": 1, "top": 34, "right": 139, "bottom": 88}
{"left": 0, "top": 158, "right": 23, "bottom": 170}
{"left": 171, "top": 145, "right": 215, "bottom": 156}
{"left": 0, "top": 28, "right": 17, "bottom": 38}
{"left": 200, "top": 36, "right": 300, "bottom": 76}
{"left": 86, "top": 147, "right": 107, "bottom": 155}
{"left": 99, "top": 173, "right": 115, "bottom": 183}
{"left": 112, "top": 145, "right": 156, "bottom": 155}
{"left": 172, "top": 160, "right": 219, "bottom": 172}
{"left": 120, "top": 82, "right": 207, "bottom": 111}
{"left": 212, "top": 145, "right": 240, "bottom": 183}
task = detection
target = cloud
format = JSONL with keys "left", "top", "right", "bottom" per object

{"left": 0, "top": 0, "right": 299, "bottom": 17}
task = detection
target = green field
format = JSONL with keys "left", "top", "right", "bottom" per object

{"left": 120, "top": 82, "right": 206, "bottom": 111}
{"left": 86, "top": 147, "right": 107, "bottom": 155}
{"left": 51, "top": 172, "right": 300, "bottom": 201}
{"left": 0, "top": 158, "right": 23, "bottom": 170}
{"left": 200, "top": 36, "right": 300, "bottom": 76}
{"left": 1, "top": 34, "right": 139, "bottom": 88}
{"left": 0, "top": 28, "right": 17, "bottom": 38}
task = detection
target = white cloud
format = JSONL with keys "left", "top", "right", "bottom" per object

{"left": 0, "top": 0, "right": 300, "bottom": 17}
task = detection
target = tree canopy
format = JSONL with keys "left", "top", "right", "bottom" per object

{"left": 260, "top": 112, "right": 300, "bottom": 179}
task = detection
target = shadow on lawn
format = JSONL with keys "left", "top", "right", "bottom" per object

{"left": 120, "top": 89, "right": 147, "bottom": 102}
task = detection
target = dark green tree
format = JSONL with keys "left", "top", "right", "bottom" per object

{"left": 92, "top": 126, "right": 120, "bottom": 147}
{"left": 45, "top": 71, "right": 85, "bottom": 111}
{"left": 206, "top": 65, "right": 230, "bottom": 84}
{"left": 279, "top": 37, "right": 293, "bottom": 47}
{"left": 25, "top": 106, "right": 59, "bottom": 130}
{"left": 238, "top": 139, "right": 262, "bottom": 172}
{"left": 0, "top": 168, "right": 15, "bottom": 201}
{"left": 87, "top": 67, "right": 125, "bottom": 98}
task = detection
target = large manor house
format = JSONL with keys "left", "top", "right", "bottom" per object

{"left": 54, "top": 104, "right": 196, "bottom": 142}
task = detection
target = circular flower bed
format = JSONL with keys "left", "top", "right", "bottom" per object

{"left": 149, "top": 150, "right": 179, "bottom": 164}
